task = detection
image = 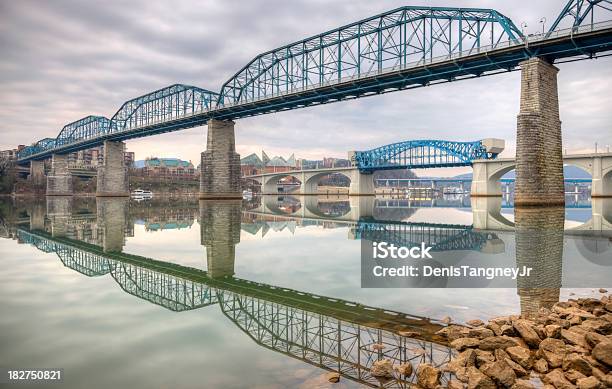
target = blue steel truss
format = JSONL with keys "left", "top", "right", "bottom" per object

{"left": 354, "top": 139, "right": 496, "bottom": 173}
{"left": 56, "top": 116, "right": 115, "bottom": 147}
{"left": 218, "top": 7, "right": 523, "bottom": 106}
{"left": 549, "top": 0, "right": 612, "bottom": 33}
{"left": 110, "top": 84, "right": 219, "bottom": 133}
{"left": 15, "top": 3, "right": 612, "bottom": 163}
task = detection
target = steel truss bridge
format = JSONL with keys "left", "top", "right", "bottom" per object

{"left": 17, "top": 1, "right": 612, "bottom": 163}
{"left": 17, "top": 229, "right": 453, "bottom": 387}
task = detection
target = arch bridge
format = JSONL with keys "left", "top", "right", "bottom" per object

{"left": 245, "top": 138, "right": 504, "bottom": 196}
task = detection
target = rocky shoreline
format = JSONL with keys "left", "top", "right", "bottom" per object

{"left": 362, "top": 292, "right": 612, "bottom": 389}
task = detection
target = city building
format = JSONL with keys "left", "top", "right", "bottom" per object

{"left": 140, "top": 157, "right": 195, "bottom": 177}
{"left": 67, "top": 145, "right": 134, "bottom": 168}
{"left": 240, "top": 151, "right": 297, "bottom": 174}
{"left": 0, "top": 145, "right": 25, "bottom": 160}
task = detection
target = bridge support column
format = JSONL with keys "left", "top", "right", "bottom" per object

{"left": 29, "top": 160, "right": 45, "bottom": 185}
{"left": 97, "top": 141, "right": 129, "bottom": 197}
{"left": 591, "top": 155, "right": 612, "bottom": 198}
{"left": 348, "top": 171, "right": 375, "bottom": 196}
{"left": 97, "top": 197, "right": 128, "bottom": 252}
{"left": 199, "top": 119, "right": 242, "bottom": 199}
{"left": 46, "top": 154, "right": 73, "bottom": 196}
{"left": 515, "top": 58, "right": 564, "bottom": 206}
{"left": 200, "top": 200, "right": 241, "bottom": 277}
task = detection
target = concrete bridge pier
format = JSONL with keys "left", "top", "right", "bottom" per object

{"left": 591, "top": 154, "right": 612, "bottom": 198}
{"left": 46, "top": 196, "right": 73, "bottom": 238}
{"left": 349, "top": 196, "right": 374, "bottom": 219}
{"left": 29, "top": 160, "right": 45, "bottom": 185}
{"left": 348, "top": 171, "right": 375, "bottom": 196}
{"left": 96, "top": 197, "right": 128, "bottom": 252}
{"left": 515, "top": 58, "right": 564, "bottom": 206}
{"left": 46, "top": 154, "right": 73, "bottom": 196}
{"left": 97, "top": 141, "right": 129, "bottom": 197}
{"left": 200, "top": 200, "right": 241, "bottom": 277}
{"left": 200, "top": 119, "right": 242, "bottom": 199}
{"left": 515, "top": 207, "right": 564, "bottom": 318}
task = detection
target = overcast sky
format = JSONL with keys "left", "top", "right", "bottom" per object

{"left": 1, "top": 0, "right": 611, "bottom": 176}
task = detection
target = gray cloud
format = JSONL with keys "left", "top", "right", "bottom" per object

{"left": 1, "top": 0, "right": 611, "bottom": 173}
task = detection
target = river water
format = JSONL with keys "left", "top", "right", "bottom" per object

{"left": 0, "top": 194, "right": 610, "bottom": 388}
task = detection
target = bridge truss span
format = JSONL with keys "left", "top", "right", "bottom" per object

{"left": 353, "top": 139, "right": 500, "bottom": 173}
{"left": 218, "top": 7, "right": 523, "bottom": 107}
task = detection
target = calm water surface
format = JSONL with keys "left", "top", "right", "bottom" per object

{"left": 0, "top": 194, "right": 610, "bottom": 388}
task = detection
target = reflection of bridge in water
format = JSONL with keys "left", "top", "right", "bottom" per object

{"left": 16, "top": 211, "right": 454, "bottom": 388}
{"left": 6, "top": 193, "right": 611, "bottom": 385}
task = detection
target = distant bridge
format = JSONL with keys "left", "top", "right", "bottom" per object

{"left": 16, "top": 1, "right": 612, "bottom": 163}
{"left": 17, "top": 229, "right": 452, "bottom": 388}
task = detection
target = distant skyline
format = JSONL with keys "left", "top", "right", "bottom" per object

{"left": 1, "top": 0, "right": 611, "bottom": 177}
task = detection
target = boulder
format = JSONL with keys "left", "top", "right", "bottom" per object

{"left": 466, "top": 366, "right": 495, "bottom": 389}
{"left": 502, "top": 356, "right": 529, "bottom": 377}
{"left": 398, "top": 330, "right": 419, "bottom": 338}
{"left": 395, "top": 363, "right": 413, "bottom": 377}
{"left": 585, "top": 332, "right": 608, "bottom": 348}
{"left": 511, "top": 379, "right": 536, "bottom": 389}
{"left": 467, "top": 319, "right": 485, "bottom": 327}
{"left": 500, "top": 324, "right": 516, "bottom": 336}
{"left": 488, "top": 322, "right": 503, "bottom": 336}
{"left": 513, "top": 319, "right": 542, "bottom": 347}
{"left": 371, "top": 359, "right": 394, "bottom": 377}
{"left": 447, "top": 379, "right": 464, "bottom": 389}
{"left": 545, "top": 324, "right": 562, "bottom": 338}
{"left": 592, "top": 341, "right": 612, "bottom": 368}
{"left": 564, "top": 369, "right": 587, "bottom": 384}
{"left": 507, "top": 346, "right": 533, "bottom": 369}
{"left": 534, "top": 358, "right": 549, "bottom": 373}
{"left": 479, "top": 336, "right": 521, "bottom": 351}
{"left": 416, "top": 363, "right": 440, "bottom": 389}
{"left": 325, "top": 372, "right": 340, "bottom": 383}
{"left": 469, "top": 327, "right": 495, "bottom": 340}
{"left": 483, "top": 359, "right": 516, "bottom": 388}
{"left": 576, "top": 376, "right": 602, "bottom": 389}
{"left": 452, "top": 337, "right": 482, "bottom": 351}
{"left": 561, "top": 329, "right": 589, "bottom": 349}
{"left": 543, "top": 369, "right": 577, "bottom": 389}
{"left": 553, "top": 306, "right": 596, "bottom": 319}
{"left": 539, "top": 338, "right": 568, "bottom": 368}
{"left": 599, "top": 288, "right": 608, "bottom": 294}
{"left": 581, "top": 319, "right": 612, "bottom": 335}
{"left": 474, "top": 350, "right": 495, "bottom": 367}
{"left": 562, "top": 354, "right": 592, "bottom": 376}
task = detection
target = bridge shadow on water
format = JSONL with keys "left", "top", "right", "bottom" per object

{"left": 1, "top": 194, "right": 611, "bottom": 387}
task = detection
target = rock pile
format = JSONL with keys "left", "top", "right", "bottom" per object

{"left": 436, "top": 294, "right": 612, "bottom": 388}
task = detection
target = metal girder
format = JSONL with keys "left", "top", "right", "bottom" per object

{"left": 353, "top": 139, "right": 497, "bottom": 173}
{"left": 218, "top": 6, "right": 523, "bottom": 106}
{"left": 110, "top": 84, "right": 219, "bottom": 133}
{"left": 549, "top": 0, "right": 612, "bottom": 33}
{"left": 55, "top": 115, "right": 115, "bottom": 147}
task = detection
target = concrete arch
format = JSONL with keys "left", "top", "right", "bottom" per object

{"left": 471, "top": 159, "right": 516, "bottom": 197}
{"left": 303, "top": 171, "right": 352, "bottom": 194}
{"left": 261, "top": 173, "right": 302, "bottom": 194}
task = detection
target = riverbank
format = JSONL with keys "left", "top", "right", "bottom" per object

{"left": 368, "top": 291, "right": 612, "bottom": 388}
